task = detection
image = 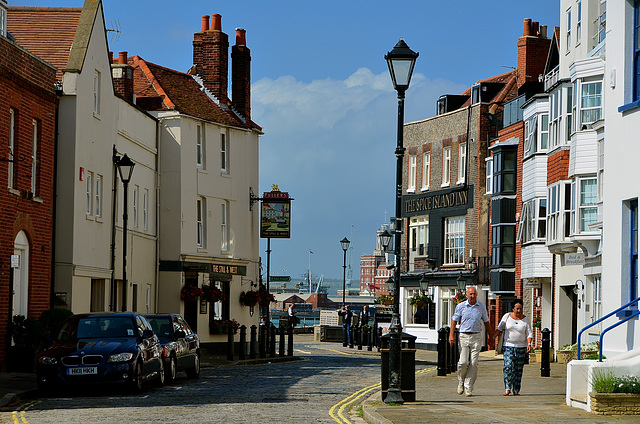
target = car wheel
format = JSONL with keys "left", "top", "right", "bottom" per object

{"left": 129, "top": 360, "right": 143, "bottom": 393}
{"left": 155, "top": 359, "right": 165, "bottom": 387}
{"left": 186, "top": 353, "right": 200, "bottom": 379}
{"left": 166, "top": 355, "right": 177, "bottom": 383}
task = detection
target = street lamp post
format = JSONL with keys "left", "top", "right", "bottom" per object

{"left": 116, "top": 153, "right": 135, "bottom": 312}
{"left": 340, "top": 237, "right": 350, "bottom": 306}
{"left": 384, "top": 38, "right": 418, "bottom": 404}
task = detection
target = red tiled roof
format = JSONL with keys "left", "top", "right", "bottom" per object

{"left": 7, "top": 7, "right": 83, "bottom": 80}
{"left": 132, "top": 56, "right": 260, "bottom": 130}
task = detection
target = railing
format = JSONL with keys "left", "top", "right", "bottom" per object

{"left": 577, "top": 295, "right": 640, "bottom": 361}
{"left": 544, "top": 65, "right": 559, "bottom": 91}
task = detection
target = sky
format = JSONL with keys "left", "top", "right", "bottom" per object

{"left": 11, "top": 0, "right": 560, "bottom": 283}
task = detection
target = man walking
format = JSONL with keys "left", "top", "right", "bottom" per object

{"left": 449, "top": 286, "right": 493, "bottom": 397}
{"left": 338, "top": 305, "right": 353, "bottom": 346}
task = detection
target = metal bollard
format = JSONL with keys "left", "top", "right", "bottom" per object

{"left": 279, "top": 324, "right": 285, "bottom": 356}
{"left": 227, "top": 326, "right": 234, "bottom": 360}
{"left": 249, "top": 325, "right": 257, "bottom": 359}
{"left": 349, "top": 324, "right": 354, "bottom": 349}
{"left": 366, "top": 327, "right": 373, "bottom": 351}
{"left": 287, "top": 323, "right": 294, "bottom": 356}
{"left": 444, "top": 326, "right": 451, "bottom": 374}
{"left": 357, "top": 326, "right": 363, "bottom": 350}
{"left": 239, "top": 325, "right": 246, "bottom": 360}
{"left": 541, "top": 327, "right": 551, "bottom": 377}
{"left": 259, "top": 325, "right": 266, "bottom": 358}
{"left": 437, "top": 327, "right": 448, "bottom": 376}
{"left": 270, "top": 323, "right": 277, "bottom": 357}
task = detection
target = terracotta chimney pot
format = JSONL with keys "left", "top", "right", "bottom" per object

{"left": 118, "top": 51, "right": 128, "bottom": 65}
{"left": 236, "top": 28, "right": 246, "bottom": 46}
{"left": 523, "top": 18, "right": 532, "bottom": 36}
{"left": 201, "top": 15, "right": 210, "bottom": 32}
{"left": 211, "top": 14, "right": 222, "bottom": 31}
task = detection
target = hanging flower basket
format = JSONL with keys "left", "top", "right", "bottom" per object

{"left": 240, "top": 290, "right": 259, "bottom": 307}
{"left": 181, "top": 285, "right": 204, "bottom": 302}
{"left": 202, "top": 285, "right": 226, "bottom": 303}
{"left": 257, "top": 286, "right": 275, "bottom": 307}
{"left": 376, "top": 295, "right": 394, "bottom": 305}
{"left": 409, "top": 293, "right": 431, "bottom": 308}
{"left": 452, "top": 291, "right": 467, "bottom": 305}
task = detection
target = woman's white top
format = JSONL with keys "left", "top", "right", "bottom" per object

{"left": 497, "top": 313, "right": 533, "bottom": 348}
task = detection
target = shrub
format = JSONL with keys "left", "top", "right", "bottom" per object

{"left": 592, "top": 368, "right": 617, "bottom": 393}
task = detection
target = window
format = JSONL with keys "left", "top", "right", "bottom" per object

{"left": 86, "top": 172, "right": 93, "bottom": 215}
{"left": 444, "top": 216, "right": 465, "bottom": 264}
{"left": 93, "top": 70, "right": 101, "bottom": 116}
{"left": 197, "top": 197, "right": 205, "bottom": 248}
{"left": 0, "top": 6, "right": 6, "bottom": 37}
{"left": 592, "top": 276, "right": 602, "bottom": 322}
{"left": 575, "top": 178, "right": 597, "bottom": 232}
{"left": 442, "top": 147, "right": 451, "bottom": 186}
{"left": 421, "top": 152, "right": 430, "bottom": 190}
{"left": 31, "top": 119, "right": 40, "bottom": 194}
{"left": 541, "top": 114, "right": 549, "bottom": 149}
{"left": 517, "top": 198, "right": 547, "bottom": 243}
{"left": 408, "top": 155, "right": 416, "bottom": 192}
{"left": 440, "top": 288, "right": 457, "bottom": 327}
{"left": 220, "top": 132, "right": 228, "bottom": 174}
{"left": 580, "top": 81, "right": 602, "bottom": 125}
{"left": 566, "top": 8, "right": 572, "bottom": 53}
{"left": 597, "top": 139, "right": 604, "bottom": 203}
{"left": 196, "top": 124, "right": 204, "bottom": 168}
{"left": 598, "top": 0, "right": 606, "bottom": 45}
{"left": 634, "top": 1, "right": 640, "bottom": 101}
{"left": 550, "top": 88, "right": 562, "bottom": 148}
{"left": 576, "top": 1, "right": 582, "bottom": 46}
{"left": 8, "top": 108, "right": 15, "bottom": 188}
{"left": 630, "top": 200, "right": 638, "bottom": 303}
{"left": 492, "top": 225, "right": 516, "bottom": 267}
{"left": 143, "top": 189, "right": 148, "bottom": 230}
{"left": 566, "top": 86, "right": 573, "bottom": 140}
{"left": 492, "top": 148, "right": 516, "bottom": 194}
{"left": 409, "top": 216, "right": 428, "bottom": 256}
{"left": 485, "top": 157, "right": 493, "bottom": 194}
{"left": 95, "top": 174, "right": 103, "bottom": 218}
{"left": 547, "top": 182, "right": 572, "bottom": 242}
{"left": 133, "top": 185, "right": 139, "bottom": 228}
{"left": 406, "top": 288, "right": 434, "bottom": 327}
{"left": 221, "top": 202, "right": 229, "bottom": 251}
{"left": 457, "top": 143, "right": 466, "bottom": 184}
{"left": 524, "top": 115, "right": 537, "bottom": 157}
{"left": 90, "top": 279, "right": 105, "bottom": 312}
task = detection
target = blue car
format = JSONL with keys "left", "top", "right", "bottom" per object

{"left": 36, "top": 312, "right": 164, "bottom": 392}
{"left": 145, "top": 314, "right": 200, "bottom": 382}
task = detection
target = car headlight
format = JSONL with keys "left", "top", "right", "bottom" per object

{"left": 107, "top": 352, "right": 134, "bottom": 363}
{"left": 39, "top": 356, "right": 58, "bottom": 365}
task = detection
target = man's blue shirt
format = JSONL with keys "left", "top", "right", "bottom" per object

{"left": 452, "top": 300, "right": 489, "bottom": 333}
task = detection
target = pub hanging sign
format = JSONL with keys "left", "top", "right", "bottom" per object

{"left": 260, "top": 185, "right": 292, "bottom": 239}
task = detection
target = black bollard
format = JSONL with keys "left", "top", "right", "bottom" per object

{"left": 349, "top": 324, "right": 354, "bottom": 349}
{"left": 287, "top": 323, "right": 294, "bottom": 356}
{"left": 367, "top": 326, "right": 373, "bottom": 351}
{"left": 451, "top": 328, "right": 459, "bottom": 373}
{"left": 279, "top": 324, "right": 285, "bottom": 356}
{"left": 270, "top": 323, "right": 277, "bottom": 357}
{"left": 259, "top": 325, "right": 266, "bottom": 358}
{"left": 541, "top": 327, "right": 551, "bottom": 377}
{"left": 249, "top": 325, "right": 257, "bottom": 359}
{"left": 444, "top": 326, "right": 451, "bottom": 374}
{"left": 239, "top": 325, "right": 247, "bottom": 360}
{"left": 437, "top": 327, "right": 448, "bottom": 376}
{"left": 342, "top": 322, "right": 348, "bottom": 347}
{"left": 377, "top": 326, "right": 383, "bottom": 352}
{"left": 357, "top": 326, "right": 363, "bottom": 350}
{"left": 227, "top": 326, "right": 234, "bottom": 361}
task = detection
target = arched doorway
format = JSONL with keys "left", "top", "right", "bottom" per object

{"left": 12, "top": 231, "right": 30, "bottom": 317}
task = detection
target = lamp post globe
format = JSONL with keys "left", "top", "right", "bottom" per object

{"left": 384, "top": 39, "right": 418, "bottom": 404}
{"left": 340, "top": 237, "right": 350, "bottom": 307}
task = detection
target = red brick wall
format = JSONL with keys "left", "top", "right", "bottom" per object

{"left": 547, "top": 149, "right": 570, "bottom": 185}
{"left": 193, "top": 17, "right": 230, "bottom": 104}
{"left": 0, "top": 37, "right": 57, "bottom": 370}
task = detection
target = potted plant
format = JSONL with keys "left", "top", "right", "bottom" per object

{"left": 579, "top": 341, "right": 599, "bottom": 359}
{"left": 240, "top": 290, "right": 259, "bottom": 307}
{"left": 558, "top": 343, "right": 576, "bottom": 364}
{"left": 180, "top": 285, "right": 204, "bottom": 302}
{"left": 202, "top": 284, "right": 226, "bottom": 303}
{"left": 409, "top": 293, "right": 431, "bottom": 308}
{"left": 534, "top": 346, "right": 555, "bottom": 363}
{"left": 590, "top": 369, "right": 640, "bottom": 415}
{"left": 532, "top": 316, "right": 541, "bottom": 329}
{"left": 376, "top": 294, "right": 394, "bottom": 305}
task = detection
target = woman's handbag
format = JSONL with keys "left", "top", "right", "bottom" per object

{"left": 496, "top": 331, "right": 505, "bottom": 355}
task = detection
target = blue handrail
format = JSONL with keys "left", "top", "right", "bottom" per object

{"left": 577, "top": 295, "right": 640, "bottom": 361}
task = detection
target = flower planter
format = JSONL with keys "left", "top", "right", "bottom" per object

{"left": 589, "top": 392, "right": 640, "bottom": 415}
{"left": 416, "top": 300, "right": 426, "bottom": 307}
{"left": 557, "top": 350, "right": 574, "bottom": 364}
{"left": 578, "top": 350, "right": 598, "bottom": 359}
{"left": 383, "top": 300, "right": 393, "bottom": 305}
{"left": 529, "top": 351, "right": 537, "bottom": 363}
{"left": 534, "top": 348, "right": 554, "bottom": 363}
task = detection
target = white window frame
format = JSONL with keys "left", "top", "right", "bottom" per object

{"left": 517, "top": 198, "right": 547, "bottom": 243}
{"left": 579, "top": 81, "right": 603, "bottom": 126}
{"left": 95, "top": 174, "right": 103, "bottom": 218}
{"left": 197, "top": 197, "right": 205, "bottom": 248}
{"left": 408, "top": 155, "right": 416, "bottom": 192}
{"left": 409, "top": 216, "right": 429, "bottom": 256}
{"left": 457, "top": 143, "right": 466, "bottom": 184}
{"left": 8, "top": 108, "right": 15, "bottom": 188}
{"left": 143, "top": 188, "right": 148, "bottom": 231}
{"left": 421, "top": 151, "right": 430, "bottom": 191}
{"left": 221, "top": 202, "right": 229, "bottom": 251}
{"left": 574, "top": 177, "right": 597, "bottom": 233}
{"left": 133, "top": 185, "right": 139, "bottom": 228}
{"left": 31, "top": 119, "right": 38, "bottom": 194}
{"left": 442, "top": 147, "right": 451, "bottom": 187}
{"left": 220, "top": 132, "right": 228, "bottom": 174}
{"left": 444, "top": 216, "right": 465, "bottom": 264}
{"left": 547, "top": 181, "right": 571, "bottom": 243}
{"left": 485, "top": 157, "right": 493, "bottom": 194}
{"left": 93, "top": 70, "right": 101, "bottom": 116}
{"left": 196, "top": 124, "right": 204, "bottom": 168}
{"left": 440, "top": 288, "right": 457, "bottom": 328}
{"left": 576, "top": 0, "right": 582, "bottom": 46}
{"left": 86, "top": 172, "right": 93, "bottom": 216}
{"left": 566, "top": 7, "right": 572, "bottom": 54}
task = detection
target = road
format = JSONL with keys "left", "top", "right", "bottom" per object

{"left": 2, "top": 337, "right": 386, "bottom": 424}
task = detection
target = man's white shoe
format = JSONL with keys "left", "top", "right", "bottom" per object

{"left": 457, "top": 385, "right": 464, "bottom": 395}
{"left": 465, "top": 390, "right": 473, "bottom": 397}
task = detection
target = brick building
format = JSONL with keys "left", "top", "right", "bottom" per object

{"left": 0, "top": 0, "right": 57, "bottom": 369}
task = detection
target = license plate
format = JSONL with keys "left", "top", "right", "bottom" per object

{"left": 67, "top": 367, "right": 98, "bottom": 375}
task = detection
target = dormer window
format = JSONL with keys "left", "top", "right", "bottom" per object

{"left": 471, "top": 84, "right": 481, "bottom": 104}
{"left": 0, "top": 2, "right": 7, "bottom": 38}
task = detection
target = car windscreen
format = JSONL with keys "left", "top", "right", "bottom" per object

{"left": 66, "top": 317, "right": 137, "bottom": 339}
{"left": 146, "top": 317, "right": 172, "bottom": 342}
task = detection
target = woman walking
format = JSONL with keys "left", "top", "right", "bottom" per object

{"left": 495, "top": 299, "right": 533, "bottom": 395}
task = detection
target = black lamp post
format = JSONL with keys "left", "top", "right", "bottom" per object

{"left": 456, "top": 272, "right": 466, "bottom": 292}
{"left": 385, "top": 38, "right": 418, "bottom": 404}
{"left": 340, "top": 237, "right": 350, "bottom": 306}
{"left": 116, "top": 153, "right": 135, "bottom": 312}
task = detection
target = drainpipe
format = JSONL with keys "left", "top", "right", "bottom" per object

{"left": 110, "top": 146, "right": 118, "bottom": 311}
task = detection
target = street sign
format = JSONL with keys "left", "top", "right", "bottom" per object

{"left": 270, "top": 276, "right": 291, "bottom": 282}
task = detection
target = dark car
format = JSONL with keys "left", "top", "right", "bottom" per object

{"left": 145, "top": 314, "right": 200, "bottom": 382}
{"left": 36, "top": 312, "right": 164, "bottom": 392}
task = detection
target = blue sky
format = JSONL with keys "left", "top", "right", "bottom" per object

{"left": 11, "top": 0, "right": 560, "bottom": 282}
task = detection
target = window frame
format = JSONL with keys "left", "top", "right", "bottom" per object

{"left": 196, "top": 124, "right": 204, "bottom": 168}
{"left": 31, "top": 119, "right": 40, "bottom": 194}
{"left": 408, "top": 154, "right": 417, "bottom": 192}
{"left": 457, "top": 142, "right": 467, "bottom": 184}
{"left": 566, "top": 7, "right": 572, "bottom": 54}
{"left": 95, "top": 174, "right": 103, "bottom": 218}
{"left": 197, "top": 197, "right": 205, "bottom": 248}
{"left": 444, "top": 215, "right": 465, "bottom": 265}
{"left": 93, "top": 70, "right": 101, "bottom": 116}
{"left": 485, "top": 157, "right": 493, "bottom": 195}
{"left": 491, "top": 224, "right": 516, "bottom": 267}
{"left": 574, "top": 177, "right": 598, "bottom": 233}
{"left": 634, "top": 1, "right": 640, "bottom": 102}
{"left": 576, "top": 0, "right": 582, "bottom": 47}
{"left": 86, "top": 172, "right": 93, "bottom": 216}
{"left": 220, "top": 132, "right": 228, "bottom": 174}
{"left": 409, "top": 216, "right": 429, "bottom": 256}
{"left": 143, "top": 188, "right": 148, "bottom": 231}
{"left": 579, "top": 81, "right": 603, "bottom": 126}
{"left": 8, "top": 108, "right": 15, "bottom": 189}
{"left": 442, "top": 147, "right": 451, "bottom": 187}
{"left": 421, "top": 151, "right": 430, "bottom": 191}
{"left": 133, "top": 185, "right": 139, "bottom": 228}
{"left": 221, "top": 201, "right": 229, "bottom": 251}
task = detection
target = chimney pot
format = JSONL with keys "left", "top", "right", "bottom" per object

{"left": 532, "top": 21, "right": 539, "bottom": 36}
{"left": 211, "top": 13, "right": 222, "bottom": 31}
{"left": 235, "top": 28, "right": 246, "bottom": 46}
{"left": 109, "top": 51, "right": 113, "bottom": 64}
{"left": 118, "top": 51, "right": 128, "bottom": 65}
{"left": 540, "top": 25, "right": 548, "bottom": 38}
{"left": 523, "top": 18, "right": 532, "bottom": 36}
{"left": 201, "top": 15, "right": 210, "bottom": 32}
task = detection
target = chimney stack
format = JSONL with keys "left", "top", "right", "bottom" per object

{"left": 232, "top": 28, "right": 251, "bottom": 120}
{"left": 111, "top": 51, "right": 134, "bottom": 102}
{"left": 517, "top": 18, "right": 551, "bottom": 89}
{"left": 193, "top": 13, "right": 230, "bottom": 104}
